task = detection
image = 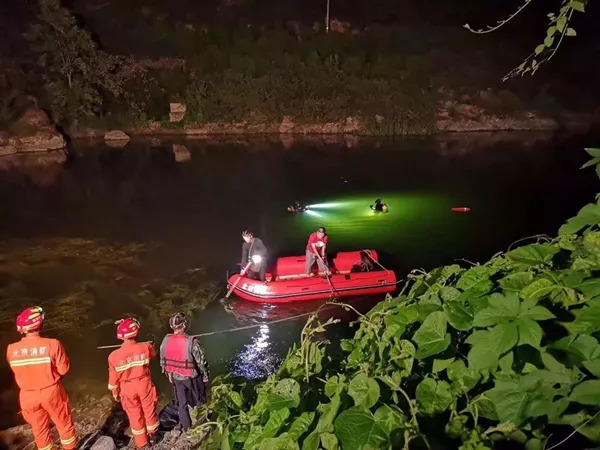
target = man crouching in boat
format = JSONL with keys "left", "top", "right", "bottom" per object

{"left": 306, "top": 226, "right": 331, "bottom": 277}
{"left": 241, "top": 230, "right": 268, "bottom": 283}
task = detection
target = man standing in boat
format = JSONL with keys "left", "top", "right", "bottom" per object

{"left": 306, "top": 226, "right": 330, "bottom": 276}
{"left": 241, "top": 230, "right": 268, "bottom": 282}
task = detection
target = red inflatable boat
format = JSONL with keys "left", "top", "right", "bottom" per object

{"left": 227, "top": 250, "right": 397, "bottom": 303}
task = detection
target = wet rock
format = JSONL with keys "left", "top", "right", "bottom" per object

{"left": 104, "top": 130, "right": 130, "bottom": 142}
{"left": 1, "top": 129, "right": 67, "bottom": 154}
{"left": 172, "top": 144, "right": 191, "bottom": 162}
{"left": 279, "top": 116, "right": 294, "bottom": 133}
{"left": 90, "top": 435, "right": 117, "bottom": 450}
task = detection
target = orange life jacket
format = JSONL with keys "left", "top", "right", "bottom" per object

{"left": 160, "top": 334, "right": 195, "bottom": 377}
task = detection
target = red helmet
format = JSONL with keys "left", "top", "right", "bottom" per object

{"left": 16, "top": 306, "right": 45, "bottom": 333}
{"left": 116, "top": 318, "right": 140, "bottom": 340}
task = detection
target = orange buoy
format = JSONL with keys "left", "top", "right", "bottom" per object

{"left": 452, "top": 207, "right": 471, "bottom": 213}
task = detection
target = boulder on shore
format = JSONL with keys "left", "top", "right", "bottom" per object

{"left": 104, "top": 130, "right": 130, "bottom": 142}
{"left": 0, "top": 107, "right": 67, "bottom": 154}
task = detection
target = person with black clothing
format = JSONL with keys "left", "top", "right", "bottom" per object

{"left": 241, "top": 230, "right": 268, "bottom": 282}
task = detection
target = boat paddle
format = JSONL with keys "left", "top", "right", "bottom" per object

{"left": 225, "top": 261, "right": 252, "bottom": 299}
{"left": 317, "top": 254, "right": 338, "bottom": 298}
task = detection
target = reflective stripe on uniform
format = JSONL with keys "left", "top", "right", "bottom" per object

{"left": 146, "top": 421, "right": 159, "bottom": 432}
{"left": 131, "top": 427, "right": 146, "bottom": 435}
{"left": 114, "top": 359, "right": 150, "bottom": 372}
{"left": 60, "top": 436, "right": 76, "bottom": 445}
{"left": 108, "top": 384, "right": 118, "bottom": 390}
{"left": 9, "top": 357, "right": 52, "bottom": 367}
{"left": 38, "top": 443, "right": 53, "bottom": 450}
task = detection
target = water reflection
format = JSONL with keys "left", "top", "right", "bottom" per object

{"left": 232, "top": 324, "right": 281, "bottom": 380}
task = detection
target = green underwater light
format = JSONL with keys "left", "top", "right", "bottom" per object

{"left": 287, "top": 193, "right": 450, "bottom": 250}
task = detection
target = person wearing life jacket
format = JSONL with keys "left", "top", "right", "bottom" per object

{"left": 306, "top": 226, "right": 330, "bottom": 276}
{"left": 241, "top": 230, "right": 268, "bottom": 283}
{"left": 159, "top": 313, "right": 210, "bottom": 433}
{"left": 107, "top": 318, "right": 158, "bottom": 449}
{"left": 6, "top": 306, "right": 77, "bottom": 450}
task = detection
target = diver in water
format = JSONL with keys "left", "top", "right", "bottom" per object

{"left": 287, "top": 201, "right": 308, "bottom": 212}
{"left": 370, "top": 199, "right": 389, "bottom": 212}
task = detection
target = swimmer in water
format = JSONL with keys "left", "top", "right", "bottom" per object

{"left": 370, "top": 199, "right": 389, "bottom": 212}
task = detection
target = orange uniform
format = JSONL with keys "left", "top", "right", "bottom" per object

{"left": 6, "top": 335, "right": 77, "bottom": 450}
{"left": 108, "top": 341, "right": 159, "bottom": 448}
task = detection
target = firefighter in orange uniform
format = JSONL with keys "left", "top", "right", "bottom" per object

{"left": 107, "top": 318, "right": 159, "bottom": 448}
{"left": 6, "top": 306, "right": 77, "bottom": 450}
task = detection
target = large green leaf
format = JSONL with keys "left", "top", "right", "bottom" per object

{"left": 443, "top": 299, "right": 474, "bottom": 331}
{"left": 447, "top": 360, "right": 480, "bottom": 394}
{"left": 466, "top": 323, "right": 518, "bottom": 371}
{"left": 348, "top": 373, "right": 380, "bottom": 409}
{"left": 569, "top": 380, "right": 600, "bottom": 405}
{"left": 520, "top": 279, "right": 556, "bottom": 301}
{"left": 456, "top": 265, "right": 497, "bottom": 291}
{"left": 518, "top": 298, "right": 555, "bottom": 321}
{"left": 562, "top": 301, "right": 600, "bottom": 335}
{"left": 315, "top": 394, "right": 341, "bottom": 433}
{"left": 266, "top": 379, "right": 301, "bottom": 412}
{"left": 441, "top": 286, "right": 461, "bottom": 302}
{"left": 551, "top": 335, "right": 600, "bottom": 361}
{"left": 577, "top": 277, "right": 600, "bottom": 300}
{"left": 488, "top": 380, "right": 531, "bottom": 426}
{"left": 517, "top": 318, "right": 543, "bottom": 348}
{"left": 334, "top": 407, "right": 388, "bottom": 450}
{"left": 499, "top": 272, "right": 534, "bottom": 292}
{"left": 412, "top": 311, "right": 451, "bottom": 359}
{"left": 259, "top": 435, "right": 299, "bottom": 450}
{"left": 324, "top": 375, "right": 346, "bottom": 398}
{"left": 432, "top": 357, "right": 455, "bottom": 374}
{"left": 560, "top": 200, "right": 600, "bottom": 235}
{"left": 507, "top": 243, "right": 559, "bottom": 267}
{"left": 473, "top": 292, "right": 520, "bottom": 327}
{"left": 583, "top": 359, "right": 600, "bottom": 377}
{"left": 416, "top": 378, "right": 453, "bottom": 415}
{"left": 319, "top": 433, "right": 338, "bottom": 450}
{"left": 373, "top": 404, "right": 406, "bottom": 436}
{"left": 287, "top": 412, "right": 315, "bottom": 441}
{"left": 245, "top": 409, "right": 291, "bottom": 450}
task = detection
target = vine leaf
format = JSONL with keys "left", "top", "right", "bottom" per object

{"left": 416, "top": 378, "right": 453, "bottom": 415}
{"left": 570, "top": 380, "right": 600, "bottom": 405}
{"left": 348, "top": 373, "right": 380, "bottom": 409}
{"left": 333, "top": 407, "right": 388, "bottom": 450}
{"left": 506, "top": 243, "right": 559, "bottom": 267}
{"left": 412, "top": 311, "right": 451, "bottom": 359}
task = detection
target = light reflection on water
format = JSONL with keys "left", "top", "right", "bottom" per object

{"left": 231, "top": 324, "right": 281, "bottom": 380}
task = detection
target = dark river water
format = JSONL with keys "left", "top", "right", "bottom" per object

{"left": 0, "top": 132, "right": 599, "bottom": 430}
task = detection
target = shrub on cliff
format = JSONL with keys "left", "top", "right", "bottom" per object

{"left": 24, "top": 0, "right": 122, "bottom": 123}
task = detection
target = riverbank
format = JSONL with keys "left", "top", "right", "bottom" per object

{"left": 0, "top": 394, "right": 205, "bottom": 450}
{"left": 2, "top": 100, "right": 599, "bottom": 156}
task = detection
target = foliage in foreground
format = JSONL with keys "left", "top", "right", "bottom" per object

{"left": 195, "top": 149, "right": 600, "bottom": 449}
